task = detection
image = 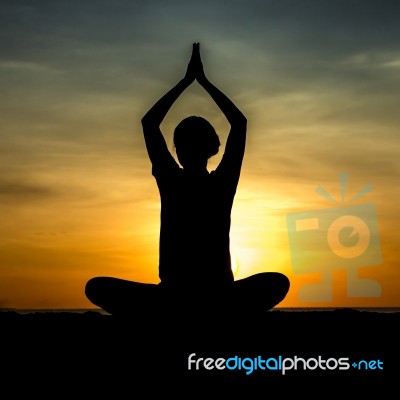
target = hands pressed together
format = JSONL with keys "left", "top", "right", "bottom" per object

{"left": 184, "top": 42, "right": 207, "bottom": 85}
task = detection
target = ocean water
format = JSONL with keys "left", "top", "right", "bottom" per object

{"left": 2, "top": 307, "right": 400, "bottom": 314}
{"left": 274, "top": 307, "right": 400, "bottom": 313}
{"left": 2, "top": 308, "right": 112, "bottom": 315}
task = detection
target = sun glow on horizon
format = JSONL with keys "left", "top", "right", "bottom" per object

{"left": 1, "top": 1, "right": 399, "bottom": 309}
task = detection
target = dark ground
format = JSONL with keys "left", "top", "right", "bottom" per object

{"left": 1, "top": 309, "right": 398, "bottom": 396}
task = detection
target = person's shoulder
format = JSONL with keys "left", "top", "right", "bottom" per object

{"left": 210, "top": 162, "right": 236, "bottom": 178}
{"left": 208, "top": 168, "right": 231, "bottom": 184}
{"left": 152, "top": 162, "right": 182, "bottom": 179}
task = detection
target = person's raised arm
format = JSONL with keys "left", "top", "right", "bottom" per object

{"left": 193, "top": 43, "right": 247, "bottom": 174}
{"left": 141, "top": 46, "right": 197, "bottom": 167}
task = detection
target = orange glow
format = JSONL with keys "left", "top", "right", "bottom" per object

{"left": 1, "top": 14, "right": 399, "bottom": 309}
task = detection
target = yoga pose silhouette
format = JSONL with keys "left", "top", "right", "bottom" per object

{"left": 85, "top": 43, "right": 290, "bottom": 318}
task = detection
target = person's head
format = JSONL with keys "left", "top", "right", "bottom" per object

{"left": 173, "top": 116, "right": 220, "bottom": 170}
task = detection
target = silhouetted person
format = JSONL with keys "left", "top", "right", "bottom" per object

{"left": 85, "top": 43, "right": 290, "bottom": 319}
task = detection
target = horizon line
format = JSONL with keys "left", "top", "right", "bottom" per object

{"left": 2, "top": 306, "right": 400, "bottom": 314}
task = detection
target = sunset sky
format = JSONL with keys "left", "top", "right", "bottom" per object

{"left": 1, "top": 0, "right": 399, "bottom": 309}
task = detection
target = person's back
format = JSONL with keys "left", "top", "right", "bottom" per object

{"left": 85, "top": 43, "right": 290, "bottom": 318}
{"left": 155, "top": 161, "right": 235, "bottom": 288}
{"left": 142, "top": 45, "right": 247, "bottom": 292}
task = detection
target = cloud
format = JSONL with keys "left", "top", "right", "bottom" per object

{"left": 0, "top": 179, "right": 57, "bottom": 203}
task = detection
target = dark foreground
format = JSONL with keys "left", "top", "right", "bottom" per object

{"left": 1, "top": 309, "right": 398, "bottom": 395}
